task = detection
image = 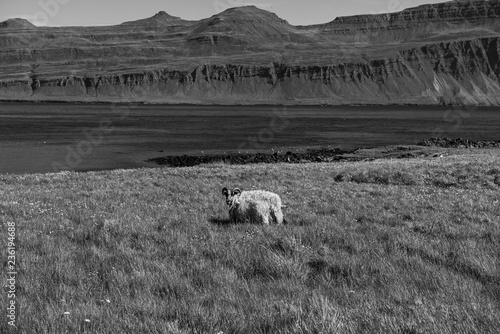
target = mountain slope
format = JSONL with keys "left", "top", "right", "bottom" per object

{"left": 0, "top": 18, "right": 36, "bottom": 30}
{"left": 1, "top": 1, "right": 500, "bottom": 105}
{"left": 121, "top": 11, "right": 194, "bottom": 28}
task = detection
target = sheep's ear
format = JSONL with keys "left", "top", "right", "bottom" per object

{"left": 222, "top": 187, "right": 229, "bottom": 196}
{"left": 232, "top": 188, "right": 241, "bottom": 196}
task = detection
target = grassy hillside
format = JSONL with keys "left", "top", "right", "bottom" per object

{"left": 1, "top": 149, "right": 499, "bottom": 333}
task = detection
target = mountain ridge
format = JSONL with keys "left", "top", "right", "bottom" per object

{"left": 0, "top": 18, "right": 37, "bottom": 30}
{"left": 120, "top": 10, "right": 194, "bottom": 28}
{"left": 1, "top": 0, "right": 500, "bottom": 105}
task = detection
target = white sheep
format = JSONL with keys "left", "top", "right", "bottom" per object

{"left": 222, "top": 187, "right": 287, "bottom": 225}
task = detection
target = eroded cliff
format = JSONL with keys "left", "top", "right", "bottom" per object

{"left": 1, "top": 1, "right": 500, "bottom": 105}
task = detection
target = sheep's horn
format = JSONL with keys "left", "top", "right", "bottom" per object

{"left": 233, "top": 188, "right": 241, "bottom": 196}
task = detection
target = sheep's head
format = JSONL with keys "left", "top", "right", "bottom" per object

{"left": 222, "top": 187, "right": 241, "bottom": 208}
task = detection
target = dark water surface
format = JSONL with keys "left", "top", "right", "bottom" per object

{"left": 0, "top": 103, "right": 499, "bottom": 174}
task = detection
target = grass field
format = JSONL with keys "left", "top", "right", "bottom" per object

{"left": 1, "top": 149, "right": 499, "bottom": 333}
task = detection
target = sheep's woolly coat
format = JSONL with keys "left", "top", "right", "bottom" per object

{"left": 227, "top": 190, "right": 285, "bottom": 225}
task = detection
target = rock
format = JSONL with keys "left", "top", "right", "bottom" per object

{"left": 417, "top": 138, "right": 500, "bottom": 148}
{"left": 1, "top": 2, "right": 500, "bottom": 104}
{"left": 147, "top": 147, "right": 355, "bottom": 167}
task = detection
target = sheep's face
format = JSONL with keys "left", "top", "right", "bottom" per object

{"left": 222, "top": 187, "right": 241, "bottom": 208}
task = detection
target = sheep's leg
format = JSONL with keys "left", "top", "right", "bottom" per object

{"left": 229, "top": 211, "right": 238, "bottom": 224}
{"left": 270, "top": 209, "right": 283, "bottom": 225}
{"left": 272, "top": 197, "right": 284, "bottom": 224}
{"left": 261, "top": 214, "right": 270, "bottom": 225}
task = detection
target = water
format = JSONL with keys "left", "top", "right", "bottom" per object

{"left": 0, "top": 102, "right": 498, "bottom": 174}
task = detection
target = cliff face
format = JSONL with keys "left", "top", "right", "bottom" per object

{"left": 313, "top": 1, "right": 500, "bottom": 28}
{"left": 305, "top": 0, "right": 500, "bottom": 41}
{"left": 1, "top": 1, "right": 500, "bottom": 105}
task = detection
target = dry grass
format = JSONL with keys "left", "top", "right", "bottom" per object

{"left": 1, "top": 149, "right": 499, "bottom": 333}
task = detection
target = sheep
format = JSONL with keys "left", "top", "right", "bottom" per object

{"left": 222, "top": 187, "right": 287, "bottom": 225}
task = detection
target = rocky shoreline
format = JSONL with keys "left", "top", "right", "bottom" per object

{"left": 147, "top": 148, "right": 358, "bottom": 167}
{"left": 147, "top": 138, "right": 500, "bottom": 168}
{"left": 418, "top": 138, "right": 500, "bottom": 148}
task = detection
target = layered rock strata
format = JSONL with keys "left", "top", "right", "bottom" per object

{"left": 1, "top": 1, "right": 500, "bottom": 105}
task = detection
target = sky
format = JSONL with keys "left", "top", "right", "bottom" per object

{"left": 0, "top": 0, "right": 451, "bottom": 27}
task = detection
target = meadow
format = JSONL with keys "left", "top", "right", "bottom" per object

{"left": 1, "top": 148, "right": 499, "bottom": 333}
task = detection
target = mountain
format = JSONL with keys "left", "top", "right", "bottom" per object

{"left": 121, "top": 11, "right": 193, "bottom": 28}
{"left": 189, "top": 6, "right": 310, "bottom": 43}
{"left": 185, "top": 6, "right": 318, "bottom": 55}
{"left": 303, "top": 0, "right": 500, "bottom": 43}
{"left": 310, "top": 0, "right": 500, "bottom": 31}
{"left": 1, "top": 1, "right": 500, "bottom": 105}
{"left": 0, "top": 18, "right": 36, "bottom": 30}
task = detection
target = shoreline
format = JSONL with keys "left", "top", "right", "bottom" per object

{"left": 148, "top": 138, "right": 500, "bottom": 168}
{"left": 1, "top": 139, "right": 499, "bottom": 176}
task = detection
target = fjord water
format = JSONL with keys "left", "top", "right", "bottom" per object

{"left": 0, "top": 103, "right": 498, "bottom": 174}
